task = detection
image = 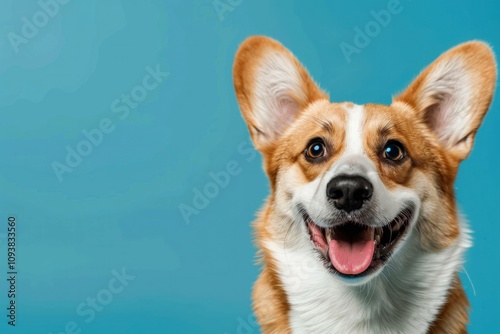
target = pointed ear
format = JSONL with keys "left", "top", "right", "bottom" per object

{"left": 233, "top": 36, "right": 328, "bottom": 151}
{"left": 395, "top": 41, "right": 497, "bottom": 161}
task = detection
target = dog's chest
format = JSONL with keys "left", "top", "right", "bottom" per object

{"left": 265, "top": 233, "right": 467, "bottom": 334}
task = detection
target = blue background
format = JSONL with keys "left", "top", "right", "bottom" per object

{"left": 0, "top": 0, "right": 499, "bottom": 333}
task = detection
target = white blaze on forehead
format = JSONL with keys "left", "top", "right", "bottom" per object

{"left": 328, "top": 104, "right": 369, "bottom": 177}
{"left": 344, "top": 104, "right": 365, "bottom": 156}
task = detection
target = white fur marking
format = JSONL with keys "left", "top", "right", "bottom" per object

{"left": 344, "top": 104, "right": 365, "bottom": 155}
{"left": 266, "top": 219, "right": 470, "bottom": 334}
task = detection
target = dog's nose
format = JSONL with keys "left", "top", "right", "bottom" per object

{"left": 326, "top": 175, "right": 373, "bottom": 212}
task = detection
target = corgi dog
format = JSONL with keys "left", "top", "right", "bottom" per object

{"left": 233, "top": 36, "right": 496, "bottom": 334}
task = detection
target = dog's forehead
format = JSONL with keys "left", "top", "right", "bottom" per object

{"left": 298, "top": 101, "right": 399, "bottom": 140}
{"left": 298, "top": 100, "right": 349, "bottom": 125}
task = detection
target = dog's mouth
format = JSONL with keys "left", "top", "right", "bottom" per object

{"left": 304, "top": 207, "right": 414, "bottom": 278}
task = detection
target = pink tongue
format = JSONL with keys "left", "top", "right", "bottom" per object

{"left": 328, "top": 238, "right": 375, "bottom": 275}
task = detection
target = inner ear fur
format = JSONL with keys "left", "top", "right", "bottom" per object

{"left": 394, "top": 41, "right": 496, "bottom": 162}
{"left": 233, "top": 36, "right": 328, "bottom": 152}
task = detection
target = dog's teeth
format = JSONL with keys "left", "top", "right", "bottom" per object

{"left": 325, "top": 229, "right": 332, "bottom": 243}
{"left": 393, "top": 217, "right": 404, "bottom": 232}
{"left": 392, "top": 221, "right": 401, "bottom": 232}
{"left": 375, "top": 234, "right": 380, "bottom": 245}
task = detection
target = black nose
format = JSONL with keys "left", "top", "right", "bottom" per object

{"left": 326, "top": 175, "right": 373, "bottom": 212}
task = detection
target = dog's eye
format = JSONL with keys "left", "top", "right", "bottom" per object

{"left": 383, "top": 140, "right": 406, "bottom": 162}
{"left": 305, "top": 140, "right": 326, "bottom": 160}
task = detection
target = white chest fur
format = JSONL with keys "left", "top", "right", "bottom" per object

{"left": 265, "top": 224, "right": 470, "bottom": 334}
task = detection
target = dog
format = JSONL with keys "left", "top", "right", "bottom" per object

{"left": 233, "top": 36, "right": 496, "bottom": 334}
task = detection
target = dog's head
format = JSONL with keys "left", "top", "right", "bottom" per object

{"left": 233, "top": 36, "right": 496, "bottom": 284}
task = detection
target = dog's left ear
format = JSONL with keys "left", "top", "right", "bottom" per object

{"left": 395, "top": 41, "right": 497, "bottom": 161}
{"left": 233, "top": 36, "right": 328, "bottom": 152}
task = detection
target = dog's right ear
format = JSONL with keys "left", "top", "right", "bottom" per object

{"left": 233, "top": 36, "right": 328, "bottom": 152}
